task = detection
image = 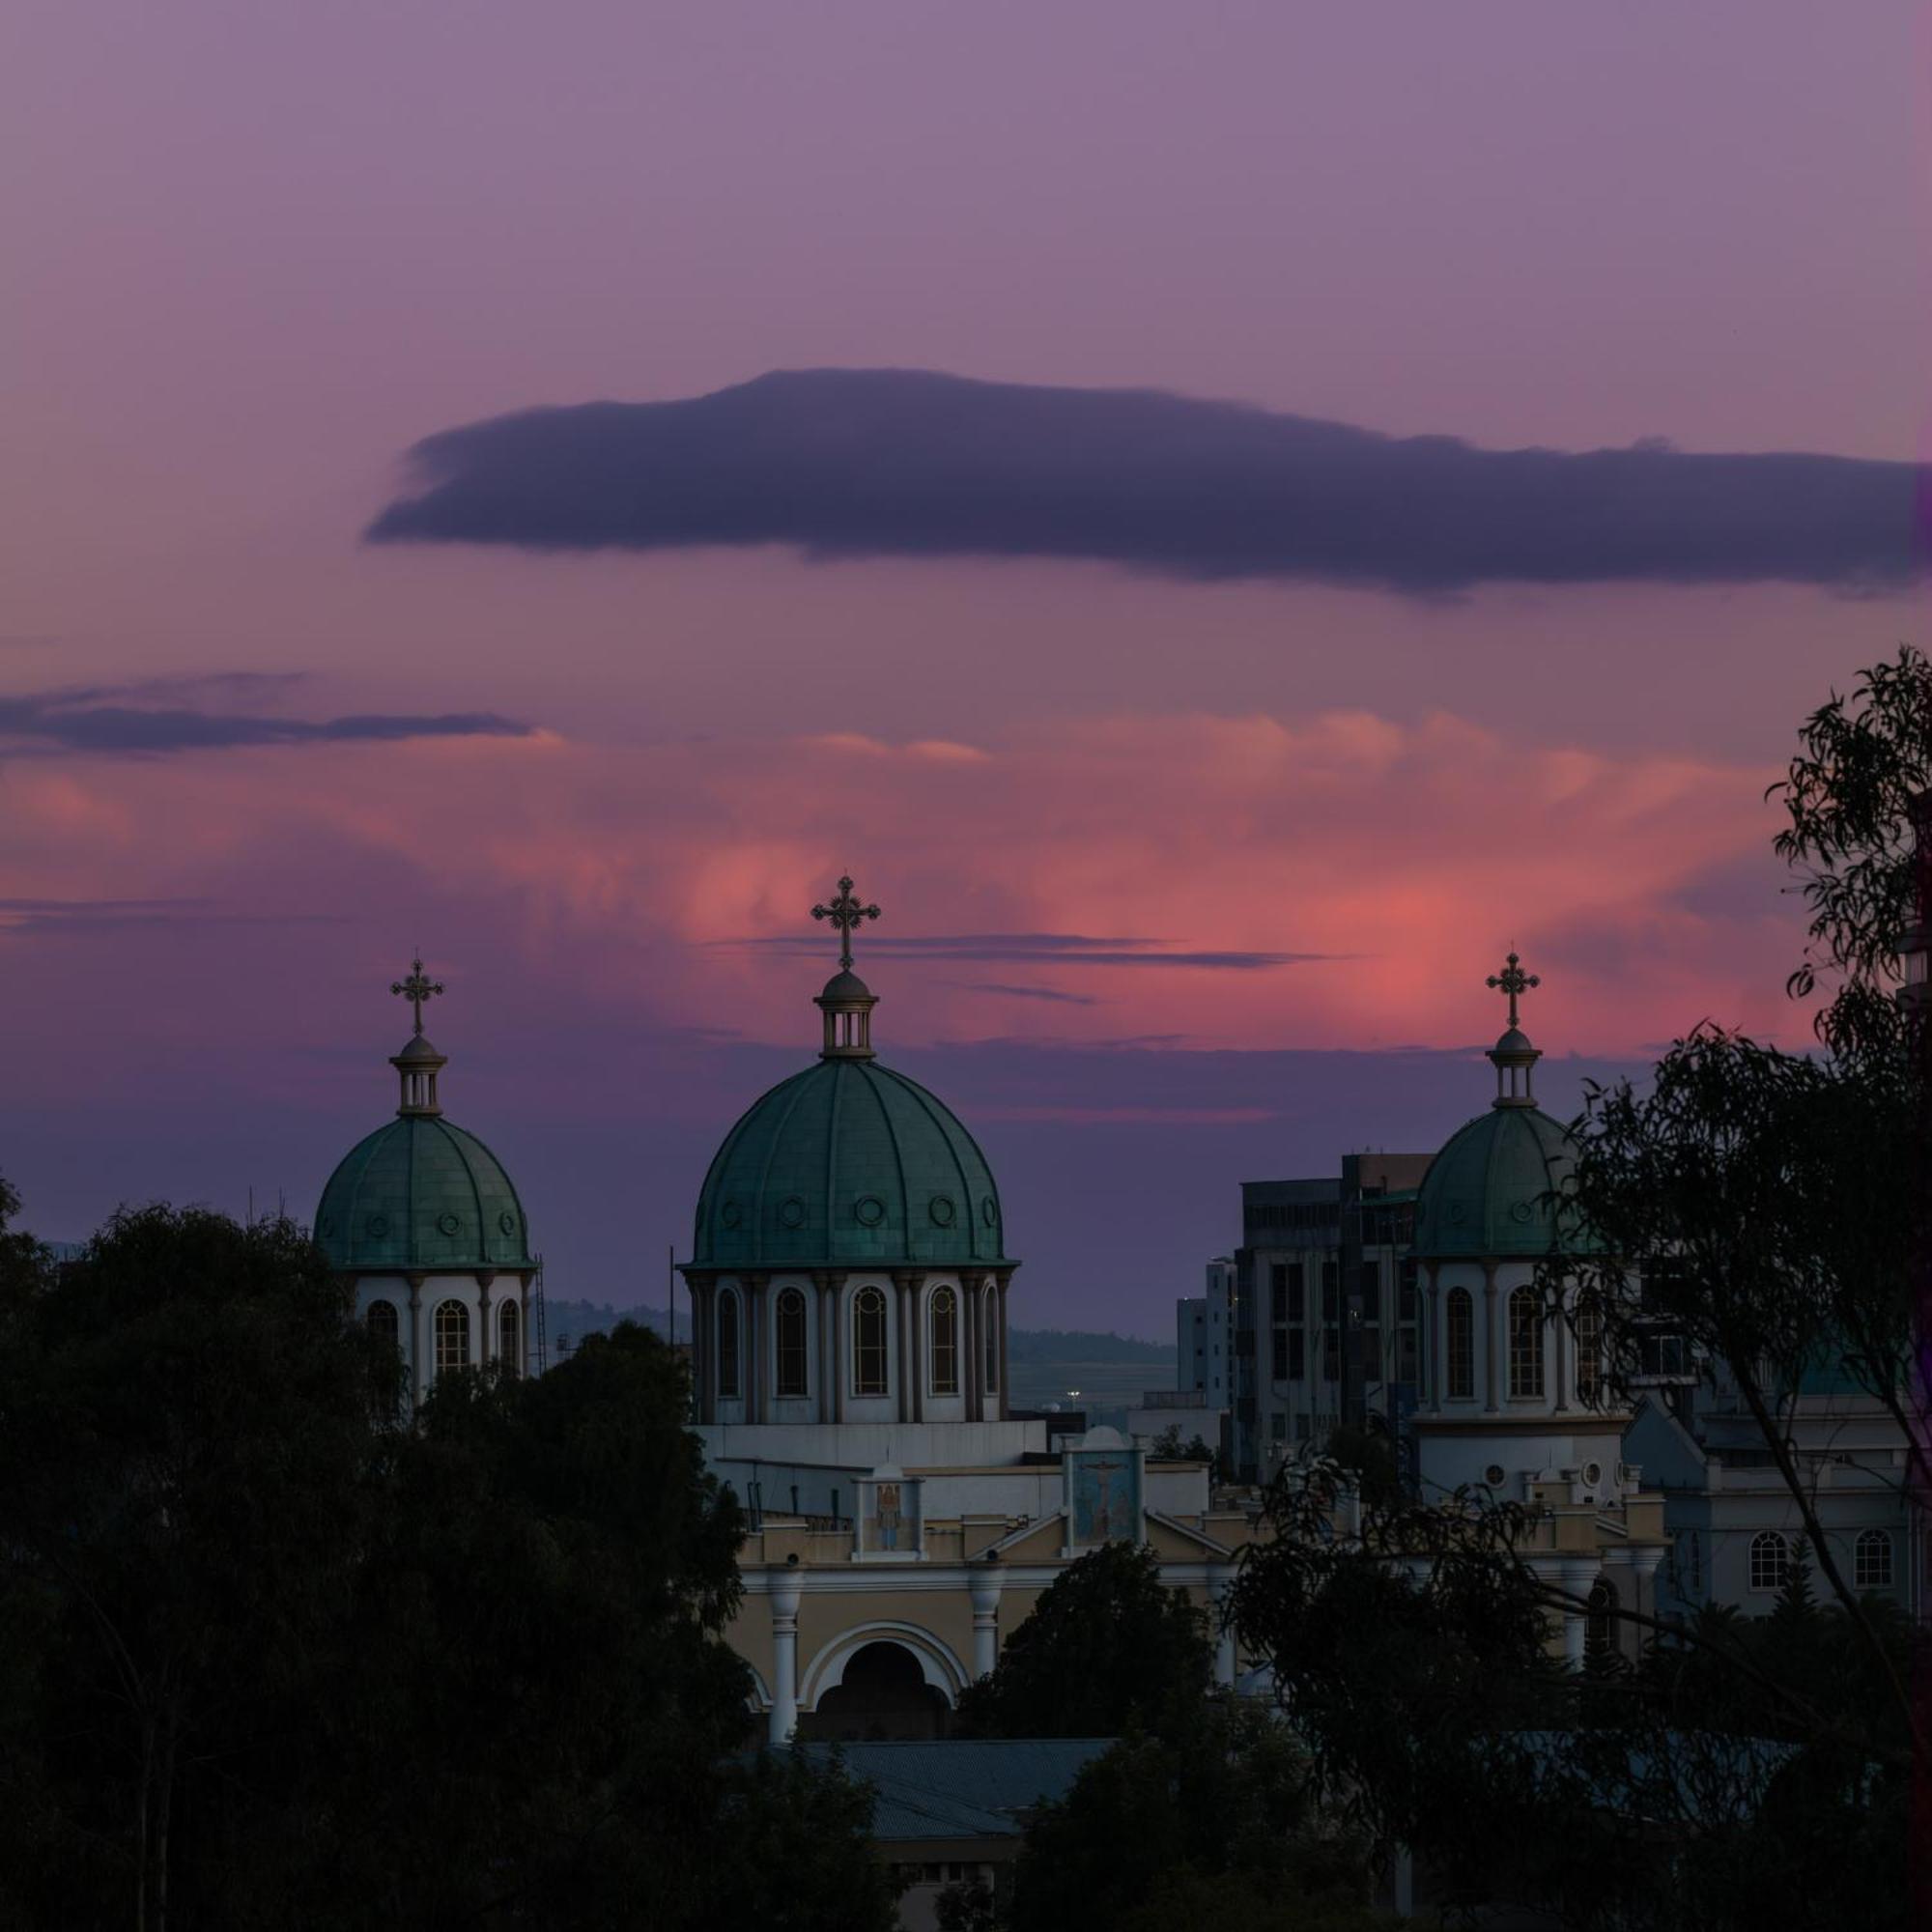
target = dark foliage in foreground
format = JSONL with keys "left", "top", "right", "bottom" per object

{"left": 954, "top": 1542, "right": 1212, "bottom": 1740}
{"left": 1231, "top": 1455, "right": 1917, "bottom": 1930}
{"left": 0, "top": 1199, "right": 894, "bottom": 1930}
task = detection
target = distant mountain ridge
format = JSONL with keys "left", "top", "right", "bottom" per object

{"left": 538, "top": 1299, "right": 1173, "bottom": 1362}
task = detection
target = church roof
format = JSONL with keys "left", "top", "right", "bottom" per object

{"left": 316, "top": 1114, "right": 534, "bottom": 1276}
{"left": 1411, "top": 1102, "right": 1594, "bottom": 1261}
{"left": 791, "top": 1740, "right": 1113, "bottom": 1842}
{"left": 1411, "top": 950, "right": 1600, "bottom": 1260}
{"left": 314, "top": 958, "right": 533, "bottom": 1277}
{"left": 691, "top": 1056, "right": 1009, "bottom": 1271}
{"left": 691, "top": 873, "right": 1013, "bottom": 1275}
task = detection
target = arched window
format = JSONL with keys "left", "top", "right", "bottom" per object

{"left": 930, "top": 1286, "right": 958, "bottom": 1394}
{"left": 718, "top": 1290, "right": 741, "bottom": 1399}
{"left": 1574, "top": 1298, "right": 1605, "bottom": 1407}
{"left": 1584, "top": 1577, "right": 1618, "bottom": 1662}
{"left": 498, "top": 1298, "right": 522, "bottom": 1378}
{"left": 1445, "top": 1289, "right": 1474, "bottom": 1400}
{"left": 853, "top": 1287, "right": 888, "bottom": 1396}
{"left": 366, "top": 1299, "right": 400, "bottom": 1349}
{"left": 1855, "top": 1528, "right": 1894, "bottom": 1591}
{"left": 983, "top": 1286, "right": 999, "bottom": 1394}
{"left": 433, "top": 1299, "right": 469, "bottom": 1376}
{"left": 1507, "top": 1287, "right": 1545, "bottom": 1399}
{"left": 776, "top": 1288, "right": 809, "bottom": 1398}
{"left": 1748, "top": 1530, "right": 1790, "bottom": 1593}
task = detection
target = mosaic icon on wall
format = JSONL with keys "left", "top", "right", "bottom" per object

{"left": 1068, "top": 1440, "right": 1143, "bottom": 1547}
{"left": 856, "top": 1468, "right": 923, "bottom": 1558}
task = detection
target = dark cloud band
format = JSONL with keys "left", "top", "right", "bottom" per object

{"left": 720, "top": 930, "right": 1331, "bottom": 970}
{"left": 367, "top": 367, "right": 1926, "bottom": 592}
{"left": 0, "top": 685, "right": 532, "bottom": 755}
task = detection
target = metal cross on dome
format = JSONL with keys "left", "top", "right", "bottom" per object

{"left": 1486, "top": 950, "right": 1540, "bottom": 1029}
{"left": 391, "top": 955, "right": 444, "bottom": 1036}
{"left": 811, "top": 875, "right": 881, "bottom": 972}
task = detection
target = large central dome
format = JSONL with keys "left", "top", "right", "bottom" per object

{"left": 692, "top": 1056, "right": 1009, "bottom": 1270}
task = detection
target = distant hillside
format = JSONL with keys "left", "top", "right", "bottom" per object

{"left": 536, "top": 1300, "right": 1171, "bottom": 1365}
{"left": 541, "top": 1299, "right": 671, "bottom": 1349}
{"left": 1007, "top": 1326, "right": 1174, "bottom": 1364}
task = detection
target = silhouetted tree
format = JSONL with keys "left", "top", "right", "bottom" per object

{"left": 955, "top": 1542, "right": 1212, "bottom": 1739}
{"left": 0, "top": 1202, "right": 894, "bottom": 1930}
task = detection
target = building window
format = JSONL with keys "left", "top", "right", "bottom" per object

{"left": 366, "top": 1300, "right": 399, "bottom": 1349}
{"left": 1446, "top": 1288, "right": 1474, "bottom": 1400}
{"left": 1855, "top": 1528, "right": 1894, "bottom": 1591}
{"left": 1748, "top": 1530, "right": 1790, "bottom": 1593}
{"left": 930, "top": 1286, "right": 958, "bottom": 1394}
{"left": 718, "top": 1290, "right": 741, "bottom": 1399}
{"left": 776, "top": 1288, "right": 809, "bottom": 1397}
{"left": 984, "top": 1287, "right": 998, "bottom": 1393}
{"left": 1271, "top": 1328, "right": 1289, "bottom": 1380}
{"left": 498, "top": 1298, "right": 521, "bottom": 1377}
{"left": 854, "top": 1287, "right": 888, "bottom": 1396}
{"left": 1575, "top": 1299, "right": 1605, "bottom": 1406}
{"left": 1584, "top": 1577, "right": 1618, "bottom": 1662}
{"left": 1321, "top": 1327, "right": 1339, "bottom": 1382}
{"left": 433, "top": 1299, "right": 469, "bottom": 1376}
{"left": 1507, "top": 1287, "right": 1545, "bottom": 1399}
{"left": 1321, "top": 1260, "right": 1340, "bottom": 1323}
{"left": 1288, "top": 1330, "right": 1305, "bottom": 1379}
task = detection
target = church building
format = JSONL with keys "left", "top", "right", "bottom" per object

{"left": 678, "top": 881, "right": 1263, "bottom": 1742}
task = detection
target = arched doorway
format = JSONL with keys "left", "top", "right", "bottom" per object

{"left": 799, "top": 1641, "right": 951, "bottom": 1741}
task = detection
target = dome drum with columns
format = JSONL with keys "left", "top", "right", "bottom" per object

{"left": 1411, "top": 953, "right": 1634, "bottom": 1506}
{"left": 315, "top": 959, "right": 535, "bottom": 1406}
{"left": 681, "top": 878, "right": 1017, "bottom": 1431}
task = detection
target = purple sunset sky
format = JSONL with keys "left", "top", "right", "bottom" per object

{"left": 2, "top": 2, "right": 1927, "bottom": 1334}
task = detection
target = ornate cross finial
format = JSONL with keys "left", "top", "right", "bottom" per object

{"left": 810, "top": 874, "right": 881, "bottom": 972}
{"left": 391, "top": 955, "right": 444, "bottom": 1036}
{"left": 1485, "top": 949, "right": 1540, "bottom": 1029}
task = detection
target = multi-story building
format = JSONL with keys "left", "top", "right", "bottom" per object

{"left": 1222, "top": 1157, "right": 1431, "bottom": 1481}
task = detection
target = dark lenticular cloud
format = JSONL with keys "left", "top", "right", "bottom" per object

{"left": 0, "top": 686, "right": 532, "bottom": 754}
{"left": 367, "top": 367, "right": 1926, "bottom": 592}
{"left": 722, "top": 930, "right": 1332, "bottom": 970}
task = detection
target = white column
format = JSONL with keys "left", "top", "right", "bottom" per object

{"left": 476, "top": 1275, "right": 494, "bottom": 1370}
{"left": 1211, "top": 1567, "right": 1238, "bottom": 1688}
{"left": 1555, "top": 1558, "right": 1598, "bottom": 1668}
{"left": 968, "top": 1562, "right": 1003, "bottom": 1679}
{"left": 769, "top": 1569, "right": 804, "bottom": 1743}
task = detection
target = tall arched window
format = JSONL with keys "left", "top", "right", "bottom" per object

{"left": 1748, "top": 1530, "right": 1790, "bottom": 1593}
{"left": 983, "top": 1285, "right": 999, "bottom": 1394}
{"left": 776, "top": 1288, "right": 809, "bottom": 1398}
{"left": 930, "top": 1286, "right": 958, "bottom": 1394}
{"left": 718, "top": 1290, "right": 741, "bottom": 1399}
{"left": 1507, "top": 1287, "right": 1545, "bottom": 1399}
{"left": 1445, "top": 1289, "right": 1474, "bottom": 1400}
{"left": 1855, "top": 1528, "right": 1894, "bottom": 1591}
{"left": 1574, "top": 1298, "right": 1605, "bottom": 1407}
{"left": 366, "top": 1299, "right": 400, "bottom": 1349}
{"left": 1584, "top": 1577, "right": 1618, "bottom": 1663}
{"left": 498, "top": 1298, "right": 522, "bottom": 1378}
{"left": 433, "top": 1299, "right": 469, "bottom": 1376}
{"left": 853, "top": 1287, "right": 888, "bottom": 1397}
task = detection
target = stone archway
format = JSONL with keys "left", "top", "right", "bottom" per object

{"left": 797, "top": 1632, "right": 960, "bottom": 1741}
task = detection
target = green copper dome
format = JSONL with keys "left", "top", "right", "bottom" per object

{"left": 1412, "top": 1103, "right": 1595, "bottom": 1260}
{"left": 693, "top": 1057, "right": 1010, "bottom": 1271}
{"left": 317, "top": 1113, "right": 534, "bottom": 1275}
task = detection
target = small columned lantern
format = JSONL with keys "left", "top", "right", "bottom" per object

{"left": 390, "top": 956, "right": 447, "bottom": 1113}
{"left": 1485, "top": 951, "right": 1543, "bottom": 1107}
{"left": 811, "top": 874, "right": 882, "bottom": 1060}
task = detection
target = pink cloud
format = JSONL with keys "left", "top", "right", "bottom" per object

{"left": 0, "top": 705, "right": 1794, "bottom": 1083}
